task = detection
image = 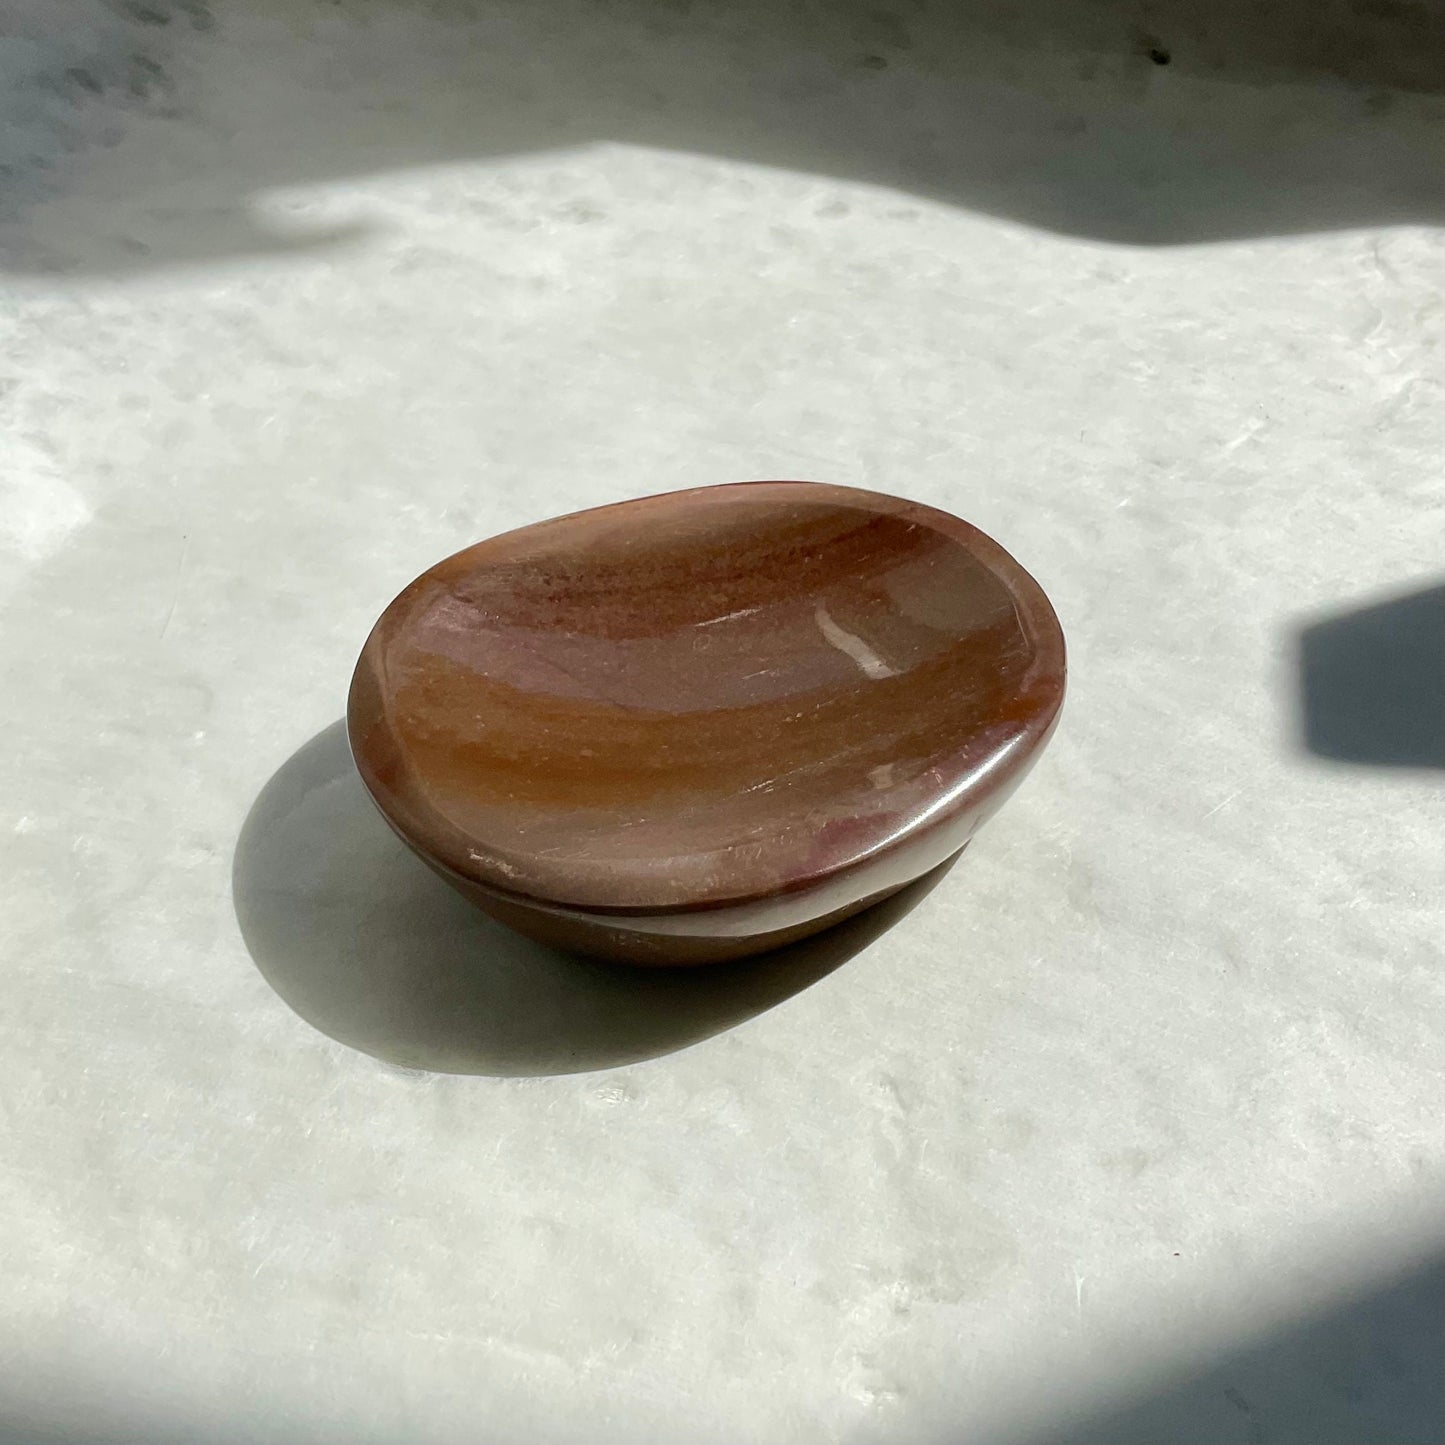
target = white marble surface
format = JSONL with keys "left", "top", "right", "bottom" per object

{"left": 2, "top": 3, "right": 1443, "bottom": 1442}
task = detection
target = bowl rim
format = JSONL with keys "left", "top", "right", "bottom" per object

{"left": 347, "top": 479, "right": 1066, "bottom": 918}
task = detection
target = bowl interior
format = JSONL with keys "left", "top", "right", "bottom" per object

{"left": 349, "top": 483, "right": 1063, "bottom": 912}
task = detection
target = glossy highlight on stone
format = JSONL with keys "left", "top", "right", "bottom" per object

{"left": 348, "top": 481, "right": 1065, "bottom": 965}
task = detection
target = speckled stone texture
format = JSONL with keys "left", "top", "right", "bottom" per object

{"left": 1, "top": 2, "right": 1443, "bottom": 1444}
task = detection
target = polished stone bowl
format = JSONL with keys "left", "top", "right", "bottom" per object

{"left": 348, "top": 481, "right": 1065, "bottom": 964}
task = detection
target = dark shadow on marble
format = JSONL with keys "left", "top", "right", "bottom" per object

{"left": 996, "top": 1251, "right": 1445, "bottom": 1445}
{"left": 232, "top": 720, "right": 953, "bottom": 1076}
{"left": 2, "top": 0, "right": 1443, "bottom": 277}
{"left": 1299, "top": 581, "right": 1445, "bottom": 769}
{"left": 5, "top": 1247, "right": 1440, "bottom": 1445}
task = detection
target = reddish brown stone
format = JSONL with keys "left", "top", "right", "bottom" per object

{"left": 348, "top": 481, "right": 1065, "bottom": 965}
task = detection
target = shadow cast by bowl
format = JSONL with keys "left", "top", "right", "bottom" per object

{"left": 1298, "top": 581, "right": 1445, "bottom": 769}
{"left": 232, "top": 720, "right": 953, "bottom": 1076}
